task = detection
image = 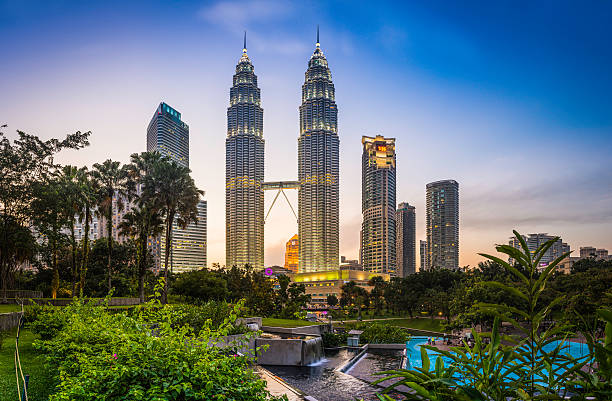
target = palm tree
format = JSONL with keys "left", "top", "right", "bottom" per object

{"left": 119, "top": 203, "right": 163, "bottom": 303}
{"left": 91, "top": 159, "right": 128, "bottom": 292}
{"left": 59, "top": 165, "right": 81, "bottom": 296}
{"left": 147, "top": 159, "right": 202, "bottom": 303}
{"left": 77, "top": 167, "right": 97, "bottom": 296}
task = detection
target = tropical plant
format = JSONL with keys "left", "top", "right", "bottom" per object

{"left": 141, "top": 155, "right": 202, "bottom": 303}
{"left": 76, "top": 166, "right": 97, "bottom": 296}
{"left": 0, "top": 126, "right": 89, "bottom": 301}
{"left": 91, "top": 159, "right": 128, "bottom": 292}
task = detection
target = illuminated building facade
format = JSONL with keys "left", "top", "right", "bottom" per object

{"left": 361, "top": 135, "right": 396, "bottom": 275}
{"left": 419, "top": 240, "right": 427, "bottom": 271}
{"left": 147, "top": 102, "right": 207, "bottom": 273}
{"left": 396, "top": 202, "right": 416, "bottom": 276}
{"left": 226, "top": 38, "right": 265, "bottom": 270}
{"left": 508, "top": 233, "right": 569, "bottom": 267}
{"left": 426, "top": 180, "right": 459, "bottom": 270}
{"left": 289, "top": 269, "right": 390, "bottom": 308}
{"left": 298, "top": 31, "right": 339, "bottom": 273}
{"left": 284, "top": 234, "right": 299, "bottom": 273}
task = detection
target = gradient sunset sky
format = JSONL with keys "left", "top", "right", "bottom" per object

{"left": 2, "top": 0, "right": 611, "bottom": 268}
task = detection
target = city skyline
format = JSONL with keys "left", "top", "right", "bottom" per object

{"left": 2, "top": 1, "right": 611, "bottom": 268}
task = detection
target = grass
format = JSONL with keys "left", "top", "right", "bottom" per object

{"left": 0, "top": 328, "right": 54, "bottom": 401}
{"left": 0, "top": 304, "right": 22, "bottom": 313}
{"left": 261, "top": 318, "right": 323, "bottom": 328}
{"left": 387, "top": 318, "right": 445, "bottom": 333}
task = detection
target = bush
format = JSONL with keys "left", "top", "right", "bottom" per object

{"left": 347, "top": 322, "right": 409, "bottom": 344}
{"left": 27, "top": 304, "right": 67, "bottom": 340}
{"left": 31, "top": 294, "right": 283, "bottom": 401}
{"left": 166, "top": 301, "right": 249, "bottom": 334}
{"left": 322, "top": 332, "right": 347, "bottom": 348}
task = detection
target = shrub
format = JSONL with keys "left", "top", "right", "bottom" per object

{"left": 27, "top": 304, "right": 67, "bottom": 340}
{"left": 346, "top": 322, "right": 409, "bottom": 344}
{"left": 322, "top": 332, "right": 347, "bottom": 348}
{"left": 31, "top": 294, "right": 283, "bottom": 400}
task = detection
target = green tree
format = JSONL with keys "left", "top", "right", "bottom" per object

{"left": 145, "top": 158, "right": 203, "bottom": 303}
{"left": 77, "top": 167, "right": 97, "bottom": 296}
{"left": 368, "top": 275, "right": 387, "bottom": 316}
{"left": 91, "top": 159, "right": 128, "bottom": 292}
{"left": 327, "top": 294, "right": 338, "bottom": 308}
{"left": 0, "top": 126, "right": 89, "bottom": 301}
{"left": 172, "top": 269, "right": 229, "bottom": 303}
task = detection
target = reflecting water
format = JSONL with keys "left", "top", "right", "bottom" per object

{"left": 266, "top": 348, "right": 405, "bottom": 401}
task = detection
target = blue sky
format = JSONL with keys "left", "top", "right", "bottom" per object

{"left": 1, "top": 0, "right": 611, "bottom": 267}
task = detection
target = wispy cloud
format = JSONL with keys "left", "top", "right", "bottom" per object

{"left": 199, "top": 0, "right": 293, "bottom": 29}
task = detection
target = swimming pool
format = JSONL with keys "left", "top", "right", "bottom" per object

{"left": 405, "top": 336, "right": 591, "bottom": 372}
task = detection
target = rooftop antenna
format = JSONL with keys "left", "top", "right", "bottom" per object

{"left": 316, "top": 25, "right": 320, "bottom": 47}
{"left": 243, "top": 31, "right": 247, "bottom": 53}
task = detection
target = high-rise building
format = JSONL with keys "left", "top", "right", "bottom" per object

{"left": 284, "top": 234, "right": 299, "bottom": 273}
{"left": 226, "top": 35, "right": 265, "bottom": 270}
{"left": 509, "top": 233, "right": 570, "bottom": 267}
{"left": 419, "top": 240, "right": 427, "bottom": 271}
{"left": 298, "top": 29, "right": 339, "bottom": 273}
{"left": 361, "top": 135, "right": 396, "bottom": 275}
{"left": 396, "top": 202, "right": 416, "bottom": 276}
{"left": 579, "top": 246, "right": 611, "bottom": 260}
{"left": 426, "top": 180, "right": 459, "bottom": 270}
{"left": 147, "top": 102, "right": 207, "bottom": 273}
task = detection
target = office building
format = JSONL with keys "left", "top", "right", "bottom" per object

{"left": 298, "top": 29, "right": 340, "bottom": 273}
{"left": 396, "top": 202, "right": 416, "bottom": 276}
{"left": 426, "top": 180, "right": 459, "bottom": 270}
{"left": 361, "top": 135, "right": 397, "bottom": 275}
{"left": 147, "top": 102, "right": 207, "bottom": 272}
{"left": 419, "top": 240, "right": 427, "bottom": 272}
{"left": 508, "top": 233, "right": 570, "bottom": 267}
{"left": 284, "top": 234, "right": 299, "bottom": 273}
{"left": 226, "top": 35, "right": 265, "bottom": 270}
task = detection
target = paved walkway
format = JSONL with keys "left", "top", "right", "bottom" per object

{"left": 256, "top": 366, "right": 305, "bottom": 401}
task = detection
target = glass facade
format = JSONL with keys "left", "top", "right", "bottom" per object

{"left": 226, "top": 44, "right": 265, "bottom": 270}
{"left": 298, "top": 38, "right": 339, "bottom": 273}
{"left": 425, "top": 180, "right": 459, "bottom": 270}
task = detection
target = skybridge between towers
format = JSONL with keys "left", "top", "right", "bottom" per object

{"left": 263, "top": 181, "right": 299, "bottom": 223}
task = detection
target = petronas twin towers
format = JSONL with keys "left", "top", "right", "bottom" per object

{"left": 226, "top": 31, "right": 339, "bottom": 272}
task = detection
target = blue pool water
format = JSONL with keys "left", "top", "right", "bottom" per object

{"left": 406, "top": 336, "right": 591, "bottom": 372}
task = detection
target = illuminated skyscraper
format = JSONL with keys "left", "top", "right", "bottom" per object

{"left": 284, "top": 234, "right": 299, "bottom": 273}
{"left": 361, "top": 135, "right": 396, "bottom": 275}
{"left": 298, "top": 29, "right": 339, "bottom": 273}
{"left": 147, "top": 102, "right": 207, "bottom": 273}
{"left": 425, "top": 180, "right": 459, "bottom": 270}
{"left": 396, "top": 202, "right": 416, "bottom": 276}
{"left": 226, "top": 35, "right": 265, "bottom": 270}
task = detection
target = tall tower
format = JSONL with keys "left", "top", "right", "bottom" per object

{"left": 361, "top": 135, "right": 396, "bottom": 275}
{"left": 396, "top": 202, "right": 416, "bottom": 276}
{"left": 284, "top": 234, "right": 299, "bottom": 273}
{"left": 298, "top": 28, "right": 339, "bottom": 273}
{"left": 425, "top": 180, "right": 459, "bottom": 270}
{"left": 226, "top": 34, "right": 265, "bottom": 270}
{"left": 147, "top": 102, "right": 207, "bottom": 272}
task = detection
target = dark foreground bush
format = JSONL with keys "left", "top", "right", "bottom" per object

{"left": 347, "top": 322, "right": 409, "bottom": 344}
{"left": 322, "top": 332, "right": 348, "bottom": 348}
{"left": 32, "top": 294, "right": 285, "bottom": 401}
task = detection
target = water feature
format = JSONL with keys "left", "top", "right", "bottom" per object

{"left": 257, "top": 334, "right": 324, "bottom": 366}
{"left": 267, "top": 348, "right": 405, "bottom": 401}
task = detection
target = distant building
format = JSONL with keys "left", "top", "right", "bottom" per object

{"left": 289, "top": 269, "right": 390, "bottom": 308}
{"left": 284, "top": 234, "right": 299, "bottom": 273}
{"left": 419, "top": 240, "right": 427, "bottom": 272}
{"left": 508, "top": 233, "right": 570, "bottom": 268}
{"left": 396, "top": 202, "right": 416, "bottom": 276}
{"left": 147, "top": 102, "right": 207, "bottom": 272}
{"left": 340, "top": 256, "right": 362, "bottom": 270}
{"left": 580, "top": 246, "right": 611, "bottom": 260}
{"left": 426, "top": 180, "right": 459, "bottom": 270}
{"left": 361, "top": 135, "right": 397, "bottom": 275}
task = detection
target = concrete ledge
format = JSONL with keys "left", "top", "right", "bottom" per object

{"left": 367, "top": 343, "right": 406, "bottom": 350}
{"left": 261, "top": 325, "right": 323, "bottom": 336}
{"left": 0, "top": 312, "right": 22, "bottom": 331}
{"left": 336, "top": 344, "right": 368, "bottom": 373}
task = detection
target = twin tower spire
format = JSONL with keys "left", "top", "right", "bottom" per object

{"left": 226, "top": 27, "right": 339, "bottom": 273}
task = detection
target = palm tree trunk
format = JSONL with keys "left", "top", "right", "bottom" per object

{"left": 70, "top": 224, "right": 77, "bottom": 297}
{"left": 162, "top": 211, "right": 174, "bottom": 304}
{"left": 107, "top": 209, "right": 112, "bottom": 292}
{"left": 79, "top": 205, "right": 90, "bottom": 297}
{"left": 139, "top": 235, "right": 147, "bottom": 303}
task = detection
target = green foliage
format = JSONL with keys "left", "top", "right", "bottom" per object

{"left": 172, "top": 269, "right": 230, "bottom": 303}
{"left": 30, "top": 294, "right": 284, "bottom": 401}
{"left": 166, "top": 302, "right": 249, "bottom": 335}
{"left": 375, "top": 231, "right": 592, "bottom": 400}
{"left": 347, "top": 322, "right": 409, "bottom": 344}
{"left": 322, "top": 331, "right": 347, "bottom": 348}
{"left": 27, "top": 304, "right": 67, "bottom": 340}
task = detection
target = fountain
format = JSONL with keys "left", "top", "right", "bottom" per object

{"left": 257, "top": 334, "right": 324, "bottom": 366}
